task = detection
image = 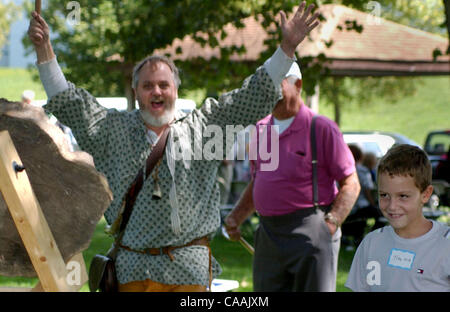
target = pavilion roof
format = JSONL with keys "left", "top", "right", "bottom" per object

{"left": 160, "top": 4, "right": 449, "bottom": 76}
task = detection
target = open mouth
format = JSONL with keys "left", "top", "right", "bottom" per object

{"left": 151, "top": 100, "right": 164, "bottom": 110}
{"left": 387, "top": 213, "right": 403, "bottom": 219}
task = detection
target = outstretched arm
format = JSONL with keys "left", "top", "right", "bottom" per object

{"left": 279, "top": 1, "right": 320, "bottom": 58}
{"left": 27, "top": 10, "right": 107, "bottom": 156}
{"left": 28, "top": 11, "right": 68, "bottom": 99}
{"left": 263, "top": 1, "right": 320, "bottom": 93}
{"left": 28, "top": 11, "right": 54, "bottom": 64}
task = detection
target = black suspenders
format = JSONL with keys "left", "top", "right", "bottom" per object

{"left": 310, "top": 115, "right": 319, "bottom": 208}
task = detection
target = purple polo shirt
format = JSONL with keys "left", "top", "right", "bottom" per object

{"left": 250, "top": 104, "right": 355, "bottom": 216}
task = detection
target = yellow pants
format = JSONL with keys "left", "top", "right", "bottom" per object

{"left": 119, "top": 279, "right": 207, "bottom": 292}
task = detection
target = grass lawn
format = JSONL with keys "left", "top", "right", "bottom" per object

{"left": 0, "top": 68, "right": 46, "bottom": 102}
{"left": 0, "top": 217, "right": 355, "bottom": 292}
{"left": 0, "top": 69, "right": 447, "bottom": 292}
{"left": 318, "top": 76, "right": 450, "bottom": 145}
{"left": 0, "top": 218, "right": 113, "bottom": 292}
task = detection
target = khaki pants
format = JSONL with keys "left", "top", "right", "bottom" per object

{"left": 119, "top": 279, "right": 207, "bottom": 292}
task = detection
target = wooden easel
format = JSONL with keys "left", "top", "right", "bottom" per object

{"left": 0, "top": 131, "right": 88, "bottom": 292}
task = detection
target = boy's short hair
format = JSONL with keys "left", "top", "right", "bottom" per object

{"left": 377, "top": 144, "right": 431, "bottom": 192}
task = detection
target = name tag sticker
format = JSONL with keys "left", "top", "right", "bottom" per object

{"left": 388, "top": 248, "right": 415, "bottom": 270}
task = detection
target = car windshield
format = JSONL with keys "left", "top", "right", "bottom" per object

{"left": 360, "top": 142, "right": 383, "bottom": 157}
{"left": 343, "top": 133, "right": 396, "bottom": 158}
{"left": 425, "top": 132, "right": 450, "bottom": 156}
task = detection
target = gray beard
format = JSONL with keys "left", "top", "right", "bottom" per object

{"left": 140, "top": 107, "right": 175, "bottom": 127}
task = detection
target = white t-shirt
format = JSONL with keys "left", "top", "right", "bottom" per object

{"left": 345, "top": 220, "right": 450, "bottom": 292}
{"left": 273, "top": 116, "right": 295, "bottom": 135}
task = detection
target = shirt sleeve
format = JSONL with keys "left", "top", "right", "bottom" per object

{"left": 263, "top": 46, "right": 296, "bottom": 89}
{"left": 317, "top": 117, "right": 355, "bottom": 181}
{"left": 44, "top": 82, "right": 109, "bottom": 159}
{"left": 36, "top": 55, "right": 110, "bottom": 157}
{"left": 36, "top": 56, "right": 69, "bottom": 99}
{"left": 345, "top": 237, "right": 371, "bottom": 292}
{"left": 201, "top": 46, "right": 295, "bottom": 126}
{"left": 196, "top": 47, "right": 294, "bottom": 160}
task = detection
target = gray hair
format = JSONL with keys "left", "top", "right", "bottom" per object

{"left": 132, "top": 54, "right": 181, "bottom": 89}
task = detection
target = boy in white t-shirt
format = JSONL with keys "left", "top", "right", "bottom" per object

{"left": 346, "top": 144, "right": 450, "bottom": 292}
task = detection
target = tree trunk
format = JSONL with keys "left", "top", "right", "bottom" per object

{"left": 123, "top": 63, "right": 136, "bottom": 111}
{"left": 444, "top": 0, "right": 450, "bottom": 54}
{"left": 332, "top": 77, "right": 341, "bottom": 126}
{"left": 306, "top": 84, "right": 320, "bottom": 113}
{"left": 125, "top": 79, "right": 135, "bottom": 111}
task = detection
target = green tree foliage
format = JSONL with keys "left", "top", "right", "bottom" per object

{"left": 382, "top": 0, "right": 446, "bottom": 35}
{"left": 330, "top": 0, "right": 447, "bottom": 36}
{"left": 0, "top": 1, "right": 19, "bottom": 59}
{"left": 319, "top": 76, "right": 419, "bottom": 125}
{"left": 302, "top": 0, "right": 449, "bottom": 124}
{"left": 21, "top": 0, "right": 449, "bottom": 122}
{"left": 22, "top": 0, "right": 289, "bottom": 109}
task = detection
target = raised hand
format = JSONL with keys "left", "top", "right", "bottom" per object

{"left": 28, "top": 11, "right": 55, "bottom": 63}
{"left": 28, "top": 11, "right": 50, "bottom": 48}
{"left": 279, "top": 1, "right": 320, "bottom": 58}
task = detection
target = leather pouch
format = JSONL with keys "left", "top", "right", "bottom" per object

{"left": 88, "top": 252, "right": 118, "bottom": 292}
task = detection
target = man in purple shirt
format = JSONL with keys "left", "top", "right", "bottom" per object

{"left": 225, "top": 61, "right": 360, "bottom": 292}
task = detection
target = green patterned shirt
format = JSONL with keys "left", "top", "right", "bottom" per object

{"left": 43, "top": 48, "right": 292, "bottom": 286}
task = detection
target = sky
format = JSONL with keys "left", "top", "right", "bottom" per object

{"left": 1, "top": 0, "right": 36, "bottom": 68}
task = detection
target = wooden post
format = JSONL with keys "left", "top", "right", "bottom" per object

{"left": 0, "top": 130, "right": 87, "bottom": 292}
{"left": 306, "top": 84, "right": 320, "bottom": 114}
{"left": 0, "top": 252, "right": 88, "bottom": 292}
{"left": 35, "top": 0, "right": 41, "bottom": 14}
{"left": 66, "top": 252, "right": 88, "bottom": 291}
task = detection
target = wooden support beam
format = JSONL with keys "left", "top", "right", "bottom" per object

{"left": 0, "top": 131, "right": 71, "bottom": 292}
{"left": 66, "top": 252, "right": 88, "bottom": 292}
{"left": 0, "top": 252, "right": 88, "bottom": 292}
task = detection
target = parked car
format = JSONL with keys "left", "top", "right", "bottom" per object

{"left": 424, "top": 130, "right": 450, "bottom": 207}
{"left": 343, "top": 131, "right": 421, "bottom": 159}
{"left": 344, "top": 131, "right": 449, "bottom": 213}
{"left": 424, "top": 130, "right": 450, "bottom": 178}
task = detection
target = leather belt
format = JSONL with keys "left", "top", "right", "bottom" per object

{"left": 119, "top": 236, "right": 209, "bottom": 262}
